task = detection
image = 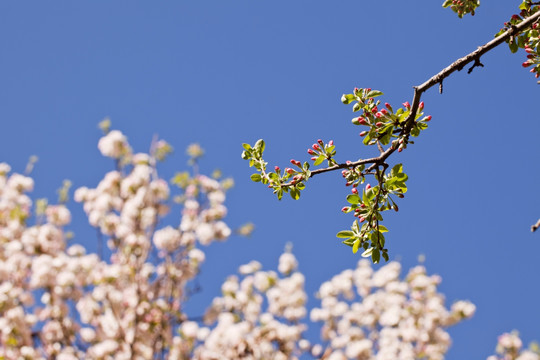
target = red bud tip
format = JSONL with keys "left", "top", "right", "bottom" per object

{"left": 511, "top": 14, "right": 520, "bottom": 20}
{"left": 425, "top": 115, "right": 432, "bottom": 122}
{"left": 366, "top": 184, "right": 371, "bottom": 190}
{"left": 354, "top": 87, "right": 359, "bottom": 93}
{"left": 317, "top": 139, "right": 324, "bottom": 146}
{"left": 308, "top": 149, "right": 315, "bottom": 155}
{"left": 342, "top": 207, "right": 350, "bottom": 212}
{"left": 274, "top": 166, "right": 280, "bottom": 172}
{"left": 286, "top": 168, "right": 294, "bottom": 174}
{"left": 341, "top": 170, "right": 347, "bottom": 176}
{"left": 403, "top": 101, "right": 410, "bottom": 109}
{"left": 328, "top": 140, "right": 334, "bottom": 146}
{"left": 380, "top": 109, "right": 388, "bottom": 115}
{"left": 523, "top": 61, "right": 532, "bottom": 68}
{"left": 359, "top": 131, "right": 367, "bottom": 137}
{"left": 375, "top": 112, "right": 383, "bottom": 118}
{"left": 359, "top": 217, "right": 365, "bottom": 222}
{"left": 376, "top": 122, "right": 383, "bottom": 127}
{"left": 311, "top": 156, "right": 317, "bottom": 161}
{"left": 419, "top": 101, "right": 424, "bottom": 110}
{"left": 358, "top": 117, "right": 367, "bottom": 125}
{"left": 313, "top": 144, "right": 320, "bottom": 150}
{"left": 360, "top": 203, "right": 366, "bottom": 208}
{"left": 351, "top": 188, "right": 358, "bottom": 194}
{"left": 385, "top": 102, "right": 392, "bottom": 110}
{"left": 398, "top": 148, "right": 403, "bottom": 153}
{"left": 371, "top": 106, "right": 378, "bottom": 113}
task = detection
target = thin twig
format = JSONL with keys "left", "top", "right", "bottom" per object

{"left": 532, "top": 219, "right": 540, "bottom": 232}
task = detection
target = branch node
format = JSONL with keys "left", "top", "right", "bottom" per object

{"left": 467, "top": 57, "right": 484, "bottom": 74}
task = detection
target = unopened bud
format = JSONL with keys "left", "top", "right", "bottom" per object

{"left": 403, "top": 101, "right": 410, "bottom": 109}
{"left": 274, "top": 166, "right": 280, "bottom": 172}
{"left": 352, "top": 188, "right": 358, "bottom": 194}
{"left": 366, "top": 184, "right": 371, "bottom": 190}
{"left": 419, "top": 101, "right": 424, "bottom": 110}
{"left": 359, "top": 131, "right": 367, "bottom": 137}
{"left": 342, "top": 207, "right": 350, "bottom": 212}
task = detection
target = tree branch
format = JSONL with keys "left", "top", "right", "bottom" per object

{"left": 303, "top": 11, "right": 540, "bottom": 180}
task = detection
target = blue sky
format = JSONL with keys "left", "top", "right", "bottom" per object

{"left": 1, "top": 1, "right": 539, "bottom": 358}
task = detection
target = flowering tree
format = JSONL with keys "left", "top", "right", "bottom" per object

{"left": 0, "top": 124, "right": 481, "bottom": 359}
{"left": 242, "top": 0, "right": 540, "bottom": 263}
{"left": 1, "top": 2, "right": 539, "bottom": 360}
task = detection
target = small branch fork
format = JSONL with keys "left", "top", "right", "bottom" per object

{"left": 301, "top": 11, "right": 540, "bottom": 180}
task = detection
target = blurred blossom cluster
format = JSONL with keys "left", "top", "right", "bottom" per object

{"left": 0, "top": 128, "right": 522, "bottom": 359}
{"left": 487, "top": 332, "right": 540, "bottom": 360}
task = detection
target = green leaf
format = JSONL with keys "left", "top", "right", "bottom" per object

{"left": 352, "top": 240, "right": 361, "bottom": 253}
{"left": 346, "top": 194, "right": 361, "bottom": 204}
{"left": 254, "top": 139, "right": 265, "bottom": 153}
{"left": 290, "top": 187, "right": 300, "bottom": 200}
{"left": 314, "top": 155, "right": 325, "bottom": 166}
{"left": 361, "top": 247, "right": 374, "bottom": 258}
{"left": 337, "top": 230, "right": 354, "bottom": 239}
{"left": 509, "top": 38, "right": 519, "bottom": 53}
{"left": 378, "top": 225, "right": 389, "bottom": 233}
{"left": 250, "top": 173, "right": 262, "bottom": 182}
{"left": 382, "top": 251, "right": 389, "bottom": 262}
{"left": 341, "top": 93, "right": 356, "bottom": 104}
{"left": 372, "top": 248, "right": 381, "bottom": 263}
{"left": 366, "top": 90, "right": 384, "bottom": 98}
{"left": 296, "top": 182, "right": 306, "bottom": 190}
{"left": 242, "top": 143, "right": 252, "bottom": 151}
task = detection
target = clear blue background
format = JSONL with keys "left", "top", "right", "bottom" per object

{"left": 1, "top": 2, "right": 539, "bottom": 358}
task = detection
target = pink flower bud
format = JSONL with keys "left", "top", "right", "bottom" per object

{"left": 380, "top": 109, "right": 388, "bottom": 115}
{"left": 376, "top": 122, "right": 383, "bottom": 127}
{"left": 328, "top": 140, "right": 334, "bottom": 146}
{"left": 424, "top": 115, "right": 432, "bottom": 121}
{"left": 359, "top": 217, "right": 365, "bottom": 222}
{"left": 317, "top": 139, "right": 324, "bottom": 146}
{"left": 342, "top": 207, "right": 350, "bottom": 212}
{"left": 352, "top": 188, "right": 358, "bottom": 194}
{"left": 522, "top": 61, "right": 532, "bottom": 68}
{"left": 313, "top": 144, "right": 320, "bottom": 150}
{"left": 375, "top": 112, "right": 383, "bottom": 118}
{"left": 357, "top": 117, "right": 367, "bottom": 125}
{"left": 286, "top": 168, "right": 294, "bottom": 174}
{"left": 360, "top": 203, "right": 366, "bottom": 208}
{"left": 403, "top": 101, "right": 410, "bottom": 109}
{"left": 419, "top": 101, "right": 424, "bottom": 110}
{"left": 385, "top": 102, "right": 393, "bottom": 111}
{"left": 371, "top": 106, "right": 378, "bottom": 113}
{"left": 274, "top": 166, "right": 280, "bottom": 172}
{"left": 308, "top": 149, "right": 315, "bottom": 155}
{"left": 311, "top": 156, "right": 317, "bottom": 161}
{"left": 366, "top": 184, "right": 371, "bottom": 190}
{"left": 359, "top": 131, "right": 367, "bottom": 137}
